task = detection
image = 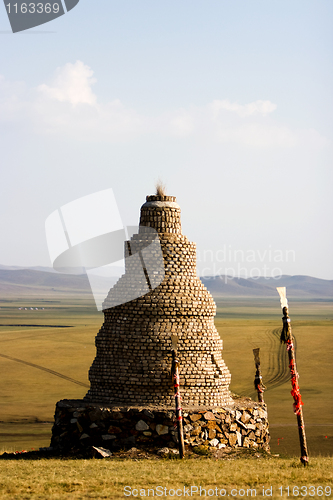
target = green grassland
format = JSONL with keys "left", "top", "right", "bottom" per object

{"left": 0, "top": 292, "right": 332, "bottom": 459}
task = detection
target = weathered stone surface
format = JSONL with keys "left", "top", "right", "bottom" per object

{"left": 241, "top": 412, "right": 251, "bottom": 424}
{"left": 190, "top": 414, "right": 202, "bottom": 422}
{"left": 50, "top": 400, "right": 270, "bottom": 454}
{"left": 84, "top": 193, "right": 232, "bottom": 408}
{"left": 135, "top": 420, "right": 149, "bottom": 431}
{"left": 229, "top": 433, "right": 237, "bottom": 446}
{"left": 207, "top": 421, "right": 219, "bottom": 430}
{"left": 203, "top": 412, "right": 216, "bottom": 421}
{"left": 248, "top": 431, "right": 256, "bottom": 440}
{"left": 92, "top": 446, "right": 112, "bottom": 458}
{"left": 258, "top": 408, "right": 266, "bottom": 418}
{"left": 110, "top": 411, "right": 123, "bottom": 420}
{"left": 89, "top": 410, "right": 102, "bottom": 422}
{"left": 156, "top": 424, "right": 169, "bottom": 436}
{"left": 208, "top": 429, "right": 216, "bottom": 439}
{"left": 243, "top": 437, "right": 251, "bottom": 448}
{"left": 157, "top": 447, "right": 170, "bottom": 455}
{"left": 108, "top": 426, "right": 122, "bottom": 434}
{"left": 102, "top": 434, "right": 116, "bottom": 441}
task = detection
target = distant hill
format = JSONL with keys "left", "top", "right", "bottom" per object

{"left": 0, "top": 267, "right": 116, "bottom": 297}
{"left": 0, "top": 268, "right": 92, "bottom": 296}
{"left": 0, "top": 264, "right": 56, "bottom": 273}
{"left": 201, "top": 275, "right": 333, "bottom": 298}
{"left": 0, "top": 266, "right": 332, "bottom": 298}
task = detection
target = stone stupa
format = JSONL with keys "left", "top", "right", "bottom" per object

{"left": 84, "top": 189, "right": 232, "bottom": 408}
{"left": 50, "top": 188, "right": 270, "bottom": 454}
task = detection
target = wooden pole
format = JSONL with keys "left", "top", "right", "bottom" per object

{"left": 253, "top": 348, "right": 265, "bottom": 403}
{"left": 171, "top": 334, "right": 185, "bottom": 459}
{"left": 277, "top": 288, "right": 309, "bottom": 466}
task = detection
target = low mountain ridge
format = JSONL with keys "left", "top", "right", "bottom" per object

{"left": 0, "top": 266, "right": 332, "bottom": 298}
{"left": 201, "top": 274, "right": 333, "bottom": 297}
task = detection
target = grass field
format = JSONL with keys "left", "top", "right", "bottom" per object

{"left": 0, "top": 292, "right": 100, "bottom": 451}
{"left": 0, "top": 293, "right": 332, "bottom": 459}
{"left": 214, "top": 298, "right": 333, "bottom": 458}
{"left": 0, "top": 456, "right": 332, "bottom": 499}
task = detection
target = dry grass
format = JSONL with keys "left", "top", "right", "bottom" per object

{"left": 0, "top": 295, "right": 332, "bottom": 498}
{"left": 0, "top": 296, "right": 332, "bottom": 457}
{"left": 0, "top": 456, "right": 332, "bottom": 499}
{"left": 155, "top": 180, "right": 166, "bottom": 196}
{"left": 0, "top": 296, "right": 100, "bottom": 449}
{"left": 214, "top": 302, "right": 333, "bottom": 457}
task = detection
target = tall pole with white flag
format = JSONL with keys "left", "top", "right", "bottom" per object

{"left": 276, "top": 287, "right": 309, "bottom": 466}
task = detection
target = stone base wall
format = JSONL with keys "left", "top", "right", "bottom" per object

{"left": 50, "top": 399, "right": 270, "bottom": 454}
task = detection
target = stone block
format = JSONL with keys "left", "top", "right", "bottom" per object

{"left": 203, "top": 412, "right": 216, "bottom": 421}
{"left": 156, "top": 424, "right": 169, "bottom": 436}
{"left": 135, "top": 420, "right": 149, "bottom": 431}
{"left": 208, "top": 429, "right": 216, "bottom": 439}
{"left": 229, "top": 433, "right": 237, "bottom": 446}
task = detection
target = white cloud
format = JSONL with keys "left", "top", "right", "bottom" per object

{"left": 37, "top": 61, "right": 97, "bottom": 106}
{"left": 168, "top": 109, "right": 195, "bottom": 136}
{"left": 216, "top": 123, "right": 296, "bottom": 147}
{"left": 164, "top": 100, "right": 328, "bottom": 148}
{"left": 0, "top": 63, "right": 329, "bottom": 149}
{"left": 210, "top": 99, "right": 277, "bottom": 118}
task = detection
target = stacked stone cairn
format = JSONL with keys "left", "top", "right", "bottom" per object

{"left": 51, "top": 193, "right": 270, "bottom": 454}
{"left": 85, "top": 194, "right": 232, "bottom": 407}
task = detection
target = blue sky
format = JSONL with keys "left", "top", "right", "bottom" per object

{"left": 1, "top": 0, "right": 332, "bottom": 279}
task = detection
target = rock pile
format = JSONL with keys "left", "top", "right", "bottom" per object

{"left": 51, "top": 399, "right": 270, "bottom": 454}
